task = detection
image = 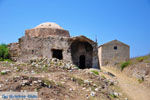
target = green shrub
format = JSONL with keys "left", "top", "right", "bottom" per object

{"left": 0, "top": 44, "right": 10, "bottom": 60}
{"left": 136, "top": 57, "right": 144, "bottom": 62}
{"left": 0, "top": 71, "right": 7, "bottom": 75}
{"left": 91, "top": 70, "right": 99, "bottom": 75}
{"left": 136, "top": 56, "right": 148, "bottom": 62}
{"left": 120, "top": 61, "right": 131, "bottom": 71}
{"left": 109, "top": 94, "right": 117, "bottom": 98}
{"left": 138, "top": 77, "right": 144, "bottom": 83}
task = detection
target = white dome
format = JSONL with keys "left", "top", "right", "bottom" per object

{"left": 34, "top": 22, "right": 64, "bottom": 30}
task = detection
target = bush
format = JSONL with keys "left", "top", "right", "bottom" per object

{"left": 0, "top": 44, "right": 10, "bottom": 61}
{"left": 0, "top": 71, "right": 7, "bottom": 75}
{"left": 136, "top": 56, "right": 148, "bottom": 62}
{"left": 120, "top": 61, "right": 131, "bottom": 71}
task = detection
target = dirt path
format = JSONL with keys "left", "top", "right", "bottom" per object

{"left": 101, "top": 66, "right": 150, "bottom": 100}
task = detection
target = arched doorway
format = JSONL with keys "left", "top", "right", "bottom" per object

{"left": 70, "top": 40, "right": 93, "bottom": 69}
{"left": 79, "top": 55, "right": 85, "bottom": 69}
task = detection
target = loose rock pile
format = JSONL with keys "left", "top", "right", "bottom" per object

{"left": 0, "top": 59, "right": 128, "bottom": 100}
{"left": 29, "top": 58, "right": 78, "bottom": 70}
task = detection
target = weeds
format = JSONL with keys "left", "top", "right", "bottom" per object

{"left": 145, "top": 60, "right": 150, "bottom": 63}
{"left": 42, "top": 79, "right": 55, "bottom": 86}
{"left": 71, "top": 76, "right": 84, "bottom": 85}
{"left": 91, "top": 70, "right": 99, "bottom": 75}
{"left": 109, "top": 94, "right": 117, "bottom": 98}
{"left": 120, "top": 61, "right": 131, "bottom": 71}
{"left": 56, "top": 82, "right": 64, "bottom": 88}
{"left": 101, "top": 75, "right": 106, "bottom": 79}
{"left": 136, "top": 56, "right": 148, "bottom": 62}
{"left": 138, "top": 77, "right": 144, "bottom": 83}
{"left": 16, "top": 66, "right": 22, "bottom": 72}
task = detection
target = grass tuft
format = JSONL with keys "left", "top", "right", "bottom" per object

{"left": 91, "top": 70, "right": 99, "bottom": 75}
{"left": 136, "top": 56, "right": 148, "bottom": 62}
{"left": 120, "top": 61, "right": 131, "bottom": 71}
{"left": 138, "top": 77, "right": 144, "bottom": 83}
{"left": 71, "top": 76, "right": 84, "bottom": 85}
{"left": 109, "top": 94, "right": 117, "bottom": 98}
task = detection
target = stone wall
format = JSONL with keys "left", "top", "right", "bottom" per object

{"left": 9, "top": 35, "right": 99, "bottom": 69}
{"left": 25, "top": 28, "right": 70, "bottom": 38}
{"left": 8, "top": 43, "right": 20, "bottom": 61}
{"left": 69, "top": 36, "right": 99, "bottom": 69}
{"left": 17, "top": 35, "right": 71, "bottom": 62}
{"left": 70, "top": 40, "right": 93, "bottom": 68}
{"left": 8, "top": 22, "right": 99, "bottom": 69}
{"left": 98, "top": 40, "right": 130, "bottom": 66}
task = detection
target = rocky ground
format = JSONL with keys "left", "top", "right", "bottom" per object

{"left": 101, "top": 66, "right": 150, "bottom": 100}
{"left": 100, "top": 54, "right": 150, "bottom": 100}
{"left": 119, "top": 55, "right": 150, "bottom": 86}
{"left": 0, "top": 58, "right": 127, "bottom": 100}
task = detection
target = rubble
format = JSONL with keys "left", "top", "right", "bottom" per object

{"left": 90, "top": 91, "right": 96, "bottom": 96}
{"left": 0, "top": 59, "right": 126, "bottom": 100}
{"left": 0, "top": 69, "right": 11, "bottom": 75}
{"left": 29, "top": 58, "right": 78, "bottom": 70}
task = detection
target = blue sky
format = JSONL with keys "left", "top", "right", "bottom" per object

{"left": 0, "top": 0, "right": 150, "bottom": 57}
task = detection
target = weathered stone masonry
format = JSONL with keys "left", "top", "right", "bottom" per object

{"left": 9, "top": 22, "right": 99, "bottom": 69}
{"left": 8, "top": 22, "right": 130, "bottom": 68}
{"left": 98, "top": 40, "right": 130, "bottom": 66}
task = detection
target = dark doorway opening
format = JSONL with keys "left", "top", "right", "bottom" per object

{"left": 71, "top": 40, "right": 93, "bottom": 69}
{"left": 52, "top": 49, "right": 63, "bottom": 60}
{"left": 79, "top": 55, "right": 85, "bottom": 69}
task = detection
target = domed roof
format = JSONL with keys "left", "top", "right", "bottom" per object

{"left": 34, "top": 22, "right": 64, "bottom": 30}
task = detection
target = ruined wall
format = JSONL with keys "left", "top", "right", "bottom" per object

{"left": 17, "top": 36, "right": 99, "bottom": 69}
{"left": 92, "top": 43, "right": 99, "bottom": 69}
{"left": 70, "top": 41, "right": 93, "bottom": 68}
{"left": 69, "top": 37, "right": 99, "bottom": 69}
{"left": 8, "top": 22, "right": 100, "bottom": 69}
{"left": 8, "top": 43, "right": 20, "bottom": 61}
{"left": 17, "top": 36, "right": 72, "bottom": 62}
{"left": 98, "top": 41, "right": 130, "bottom": 66}
{"left": 25, "top": 28, "right": 70, "bottom": 38}
{"left": 9, "top": 35, "right": 99, "bottom": 69}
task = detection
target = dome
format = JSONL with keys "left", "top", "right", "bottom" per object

{"left": 34, "top": 22, "right": 64, "bottom": 30}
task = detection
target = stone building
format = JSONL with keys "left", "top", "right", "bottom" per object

{"left": 9, "top": 22, "right": 99, "bottom": 69}
{"left": 98, "top": 40, "right": 130, "bottom": 66}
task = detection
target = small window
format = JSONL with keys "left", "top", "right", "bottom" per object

{"left": 52, "top": 49, "right": 63, "bottom": 60}
{"left": 114, "top": 46, "right": 117, "bottom": 50}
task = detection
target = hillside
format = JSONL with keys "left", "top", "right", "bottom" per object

{"left": 120, "top": 54, "right": 150, "bottom": 85}
{"left": 0, "top": 58, "right": 128, "bottom": 100}
{"left": 99, "top": 54, "right": 150, "bottom": 100}
{"left": 101, "top": 66, "right": 150, "bottom": 100}
{"left": 0, "top": 54, "right": 149, "bottom": 100}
